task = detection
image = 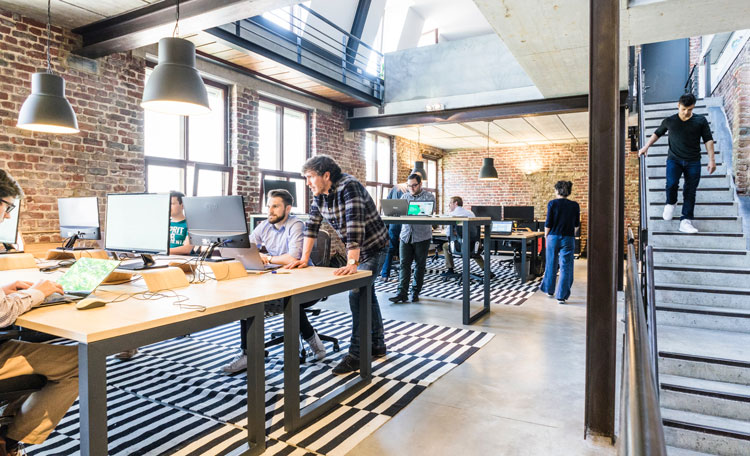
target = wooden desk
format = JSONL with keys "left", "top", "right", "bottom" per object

{"left": 382, "top": 216, "right": 492, "bottom": 325}
{"left": 2, "top": 266, "right": 373, "bottom": 455}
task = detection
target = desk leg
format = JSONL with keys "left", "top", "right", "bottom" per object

{"left": 79, "top": 343, "right": 108, "bottom": 456}
{"left": 461, "top": 221, "right": 471, "bottom": 324}
{"left": 359, "top": 282, "right": 372, "bottom": 380}
{"left": 521, "top": 240, "right": 528, "bottom": 284}
{"left": 483, "top": 223, "right": 491, "bottom": 311}
{"left": 244, "top": 304, "right": 265, "bottom": 455}
{"left": 283, "top": 295, "right": 301, "bottom": 432}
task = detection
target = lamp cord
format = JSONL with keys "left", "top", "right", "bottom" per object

{"left": 173, "top": 0, "right": 180, "bottom": 37}
{"left": 486, "top": 122, "right": 490, "bottom": 158}
{"left": 46, "top": 0, "right": 51, "bottom": 73}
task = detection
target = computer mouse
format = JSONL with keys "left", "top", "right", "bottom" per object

{"left": 76, "top": 298, "right": 107, "bottom": 310}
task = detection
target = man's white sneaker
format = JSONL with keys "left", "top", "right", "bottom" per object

{"left": 304, "top": 331, "right": 326, "bottom": 361}
{"left": 679, "top": 219, "right": 699, "bottom": 234}
{"left": 222, "top": 354, "right": 247, "bottom": 373}
{"left": 662, "top": 204, "right": 676, "bottom": 221}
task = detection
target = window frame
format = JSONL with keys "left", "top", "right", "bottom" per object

{"left": 365, "top": 132, "right": 393, "bottom": 211}
{"left": 258, "top": 97, "right": 311, "bottom": 212}
{"left": 144, "top": 63, "right": 232, "bottom": 195}
{"left": 422, "top": 156, "right": 439, "bottom": 212}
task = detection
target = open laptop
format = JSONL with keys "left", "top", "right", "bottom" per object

{"left": 407, "top": 201, "right": 434, "bottom": 216}
{"left": 491, "top": 221, "right": 514, "bottom": 235}
{"left": 220, "top": 244, "right": 282, "bottom": 271}
{"left": 381, "top": 199, "right": 408, "bottom": 217}
{"left": 40, "top": 257, "right": 121, "bottom": 306}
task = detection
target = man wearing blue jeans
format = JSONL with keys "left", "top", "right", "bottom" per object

{"left": 639, "top": 93, "right": 716, "bottom": 233}
{"left": 286, "top": 155, "right": 389, "bottom": 375}
{"left": 380, "top": 183, "right": 406, "bottom": 281}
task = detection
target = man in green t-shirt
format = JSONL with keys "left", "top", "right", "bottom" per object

{"left": 116, "top": 190, "right": 192, "bottom": 360}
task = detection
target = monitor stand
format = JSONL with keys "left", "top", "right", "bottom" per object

{"left": 201, "top": 241, "right": 234, "bottom": 263}
{"left": 60, "top": 234, "right": 94, "bottom": 251}
{"left": 0, "top": 243, "right": 22, "bottom": 254}
{"left": 118, "top": 253, "right": 168, "bottom": 271}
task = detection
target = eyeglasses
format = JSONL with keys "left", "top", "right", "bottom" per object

{"left": 0, "top": 199, "right": 16, "bottom": 214}
{"left": 406, "top": 183, "right": 420, "bottom": 189}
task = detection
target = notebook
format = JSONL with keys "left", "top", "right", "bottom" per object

{"left": 220, "top": 244, "right": 282, "bottom": 271}
{"left": 40, "top": 257, "right": 121, "bottom": 306}
{"left": 381, "top": 199, "right": 409, "bottom": 217}
{"left": 407, "top": 201, "right": 434, "bottom": 216}
{"left": 491, "top": 221, "right": 514, "bottom": 235}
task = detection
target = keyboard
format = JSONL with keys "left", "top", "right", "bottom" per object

{"left": 40, "top": 293, "right": 85, "bottom": 306}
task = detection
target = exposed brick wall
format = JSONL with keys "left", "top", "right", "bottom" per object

{"left": 393, "top": 136, "right": 444, "bottom": 184}
{"left": 311, "top": 106, "right": 366, "bottom": 183}
{"left": 231, "top": 86, "right": 261, "bottom": 215}
{"left": 712, "top": 38, "right": 750, "bottom": 195}
{"left": 687, "top": 37, "right": 703, "bottom": 96}
{"left": 0, "top": 9, "right": 145, "bottom": 244}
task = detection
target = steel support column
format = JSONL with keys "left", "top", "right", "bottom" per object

{"left": 618, "top": 106, "right": 626, "bottom": 292}
{"left": 585, "top": 0, "right": 619, "bottom": 442}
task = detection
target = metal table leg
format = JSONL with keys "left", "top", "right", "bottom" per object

{"left": 79, "top": 343, "right": 108, "bottom": 456}
{"left": 521, "top": 239, "right": 528, "bottom": 284}
{"left": 463, "top": 220, "right": 490, "bottom": 325}
{"left": 243, "top": 304, "right": 266, "bottom": 455}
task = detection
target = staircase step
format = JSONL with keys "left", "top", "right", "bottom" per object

{"left": 657, "top": 304, "right": 750, "bottom": 333}
{"left": 659, "top": 349, "right": 750, "bottom": 386}
{"left": 656, "top": 282, "right": 750, "bottom": 309}
{"left": 654, "top": 263, "right": 750, "bottom": 286}
{"left": 645, "top": 101, "right": 708, "bottom": 110}
{"left": 660, "top": 374, "right": 750, "bottom": 422}
{"left": 652, "top": 246, "right": 750, "bottom": 267}
{"left": 646, "top": 153, "right": 721, "bottom": 165}
{"left": 666, "top": 447, "right": 717, "bottom": 456}
{"left": 661, "top": 409, "right": 750, "bottom": 455}
{"left": 648, "top": 188, "right": 734, "bottom": 204}
{"left": 650, "top": 232, "right": 745, "bottom": 249}
{"left": 650, "top": 218, "right": 742, "bottom": 233}
{"left": 644, "top": 109, "right": 710, "bottom": 120}
{"left": 647, "top": 174, "right": 729, "bottom": 187}
{"left": 648, "top": 202, "right": 738, "bottom": 218}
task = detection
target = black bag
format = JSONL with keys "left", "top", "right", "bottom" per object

{"left": 329, "top": 252, "right": 347, "bottom": 268}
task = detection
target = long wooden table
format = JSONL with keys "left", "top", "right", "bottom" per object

{"left": 382, "top": 216, "right": 492, "bottom": 325}
{"left": 2, "top": 265, "right": 373, "bottom": 455}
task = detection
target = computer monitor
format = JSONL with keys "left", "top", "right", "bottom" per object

{"left": 58, "top": 197, "right": 100, "bottom": 250}
{"left": 263, "top": 180, "right": 297, "bottom": 208}
{"left": 183, "top": 195, "right": 251, "bottom": 262}
{"left": 471, "top": 205, "right": 502, "bottom": 221}
{"left": 503, "top": 205, "right": 535, "bottom": 222}
{"left": 407, "top": 201, "right": 434, "bottom": 216}
{"left": 0, "top": 198, "right": 21, "bottom": 253}
{"left": 105, "top": 193, "right": 171, "bottom": 270}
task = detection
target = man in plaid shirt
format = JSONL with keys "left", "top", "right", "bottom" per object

{"left": 285, "top": 155, "right": 389, "bottom": 374}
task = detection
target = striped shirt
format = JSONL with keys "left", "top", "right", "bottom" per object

{"left": 304, "top": 173, "right": 388, "bottom": 260}
{"left": 399, "top": 190, "right": 436, "bottom": 243}
{"left": 0, "top": 288, "right": 44, "bottom": 328}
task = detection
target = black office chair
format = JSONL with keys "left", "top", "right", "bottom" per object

{"left": 0, "top": 329, "right": 47, "bottom": 427}
{"left": 442, "top": 224, "right": 486, "bottom": 284}
{"left": 264, "top": 230, "right": 341, "bottom": 361}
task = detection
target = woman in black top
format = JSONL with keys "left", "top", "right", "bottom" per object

{"left": 540, "top": 180, "right": 580, "bottom": 304}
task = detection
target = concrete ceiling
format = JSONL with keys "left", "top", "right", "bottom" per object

{"left": 0, "top": 0, "right": 158, "bottom": 29}
{"left": 409, "top": 0, "right": 493, "bottom": 42}
{"left": 473, "top": 0, "right": 750, "bottom": 97}
{"left": 377, "top": 112, "right": 588, "bottom": 150}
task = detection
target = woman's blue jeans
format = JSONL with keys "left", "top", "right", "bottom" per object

{"left": 540, "top": 235, "right": 575, "bottom": 301}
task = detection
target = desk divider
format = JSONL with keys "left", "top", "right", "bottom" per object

{"left": 139, "top": 266, "right": 190, "bottom": 292}
{"left": 45, "top": 249, "right": 109, "bottom": 261}
{"left": 0, "top": 253, "right": 37, "bottom": 270}
{"left": 206, "top": 260, "right": 248, "bottom": 281}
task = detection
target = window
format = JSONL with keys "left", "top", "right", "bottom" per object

{"left": 144, "top": 67, "right": 231, "bottom": 196}
{"left": 423, "top": 157, "right": 439, "bottom": 211}
{"left": 258, "top": 98, "right": 309, "bottom": 213}
{"left": 418, "top": 29, "right": 438, "bottom": 47}
{"left": 365, "top": 133, "right": 393, "bottom": 210}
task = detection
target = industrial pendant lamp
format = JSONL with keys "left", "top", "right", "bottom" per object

{"left": 412, "top": 127, "right": 427, "bottom": 180}
{"left": 141, "top": 0, "right": 210, "bottom": 116}
{"left": 478, "top": 121, "right": 498, "bottom": 181}
{"left": 16, "top": 0, "right": 79, "bottom": 134}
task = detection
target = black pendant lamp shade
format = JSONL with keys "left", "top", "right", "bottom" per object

{"left": 142, "top": 37, "right": 211, "bottom": 116}
{"left": 478, "top": 157, "right": 499, "bottom": 180}
{"left": 17, "top": 72, "right": 79, "bottom": 134}
{"left": 412, "top": 160, "right": 426, "bottom": 180}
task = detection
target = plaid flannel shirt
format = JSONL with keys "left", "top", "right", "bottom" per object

{"left": 304, "top": 174, "right": 388, "bottom": 260}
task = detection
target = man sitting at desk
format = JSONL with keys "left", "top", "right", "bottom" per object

{"left": 0, "top": 170, "right": 78, "bottom": 455}
{"left": 222, "top": 189, "right": 326, "bottom": 373}
{"left": 439, "top": 196, "right": 488, "bottom": 277}
{"left": 390, "top": 173, "right": 435, "bottom": 304}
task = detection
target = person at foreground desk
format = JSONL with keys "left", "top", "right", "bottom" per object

{"left": 438, "top": 196, "right": 490, "bottom": 278}
{"left": 222, "top": 188, "right": 326, "bottom": 373}
{"left": 116, "top": 190, "right": 193, "bottom": 360}
{"left": 0, "top": 170, "right": 78, "bottom": 456}
{"left": 285, "top": 155, "right": 388, "bottom": 375}
{"left": 389, "top": 173, "right": 435, "bottom": 304}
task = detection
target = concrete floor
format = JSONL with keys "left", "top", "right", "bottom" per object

{"left": 323, "top": 258, "right": 618, "bottom": 456}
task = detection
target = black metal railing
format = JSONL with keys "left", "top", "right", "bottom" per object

{"left": 703, "top": 50, "right": 712, "bottom": 99}
{"left": 619, "top": 229, "right": 667, "bottom": 456}
{"left": 637, "top": 53, "right": 648, "bottom": 267}
{"left": 684, "top": 64, "right": 697, "bottom": 95}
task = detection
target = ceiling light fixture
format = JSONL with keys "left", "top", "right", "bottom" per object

{"left": 478, "top": 121, "right": 498, "bottom": 181}
{"left": 16, "top": 0, "right": 79, "bottom": 134}
{"left": 141, "top": 0, "right": 211, "bottom": 116}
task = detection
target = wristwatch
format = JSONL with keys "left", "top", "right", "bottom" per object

{"left": 347, "top": 258, "right": 359, "bottom": 266}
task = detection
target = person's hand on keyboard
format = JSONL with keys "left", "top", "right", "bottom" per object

{"left": 30, "top": 280, "right": 65, "bottom": 298}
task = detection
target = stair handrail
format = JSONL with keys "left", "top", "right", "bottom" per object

{"left": 619, "top": 229, "right": 667, "bottom": 456}
{"left": 637, "top": 53, "right": 648, "bottom": 274}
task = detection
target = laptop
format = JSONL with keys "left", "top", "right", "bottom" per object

{"left": 491, "top": 221, "right": 514, "bottom": 235}
{"left": 407, "top": 201, "right": 434, "bottom": 216}
{"left": 220, "top": 244, "right": 282, "bottom": 271}
{"left": 40, "top": 257, "right": 121, "bottom": 306}
{"left": 381, "top": 199, "right": 409, "bottom": 217}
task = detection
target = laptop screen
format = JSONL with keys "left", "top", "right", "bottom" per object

{"left": 491, "top": 221, "right": 514, "bottom": 234}
{"left": 407, "top": 201, "right": 434, "bottom": 216}
{"left": 56, "top": 257, "right": 121, "bottom": 293}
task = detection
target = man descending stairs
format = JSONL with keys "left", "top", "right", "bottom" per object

{"left": 642, "top": 97, "right": 750, "bottom": 455}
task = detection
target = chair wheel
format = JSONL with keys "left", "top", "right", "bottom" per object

{"left": 332, "top": 342, "right": 341, "bottom": 352}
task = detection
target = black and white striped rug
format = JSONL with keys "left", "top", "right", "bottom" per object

{"left": 376, "top": 254, "right": 541, "bottom": 305}
{"left": 27, "top": 310, "right": 493, "bottom": 455}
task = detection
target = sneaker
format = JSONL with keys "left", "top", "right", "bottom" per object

{"left": 546, "top": 292, "right": 554, "bottom": 298}
{"left": 222, "top": 354, "right": 247, "bottom": 374}
{"left": 115, "top": 348, "right": 138, "bottom": 360}
{"left": 373, "top": 345, "right": 387, "bottom": 358}
{"left": 304, "top": 331, "right": 326, "bottom": 361}
{"left": 389, "top": 294, "right": 408, "bottom": 303}
{"left": 411, "top": 295, "right": 420, "bottom": 302}
{"left": 662, "top": 204, "right": 676, "bottom": 221}
{"left": 440, "top": 268, "right": 456, "bottom": 277}
{"left": 332, "top": 354, "right": 360, "bottom": 374}
{"left": 679, "top": 219, "right": 699, "bottom": 233}
{"left": 558, "top": 299, "right": 566, "bottom": 305}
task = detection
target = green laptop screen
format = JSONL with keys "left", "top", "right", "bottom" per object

{"left": 56, "top": 257, "right": 121, "bottom": 293}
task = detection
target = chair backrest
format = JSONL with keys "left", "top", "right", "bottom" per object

{"left": 451, "top": 224, "right": 482, "bottom": 256}
{"left": 310, "top": 230, "right": 331, "bottom": 267}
